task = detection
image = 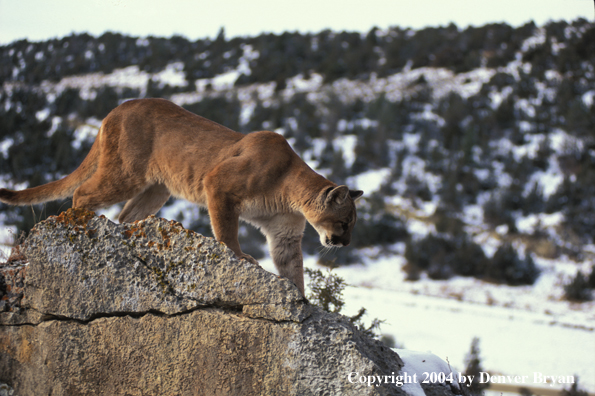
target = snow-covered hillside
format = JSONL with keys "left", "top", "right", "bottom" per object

{"left": 1, "top": 19, "right": 594, "bottom": 393}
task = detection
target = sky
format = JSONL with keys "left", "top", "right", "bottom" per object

{"left": 0, "top": 0, "right": 593, "bottom": 45}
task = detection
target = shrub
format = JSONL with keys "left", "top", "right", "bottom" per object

{"left": 485, "top": 244, "right": 540, "bottom": 285}
{"left": 380, "top": 334, "right": 399, "bottom": 348}
{"left": 406, "top": 236, "right": 540, "bottom": 285}
{"left": 305, "top": 268, "right": 346, "bottom": 313}
{"left": 588, "top": 264, "right": 595, "bottom": 289}
{"left": 482, "top": 190, "right": 520, "bottom": 232}
{"left": 434, "top": 208, "right": 465, "bottom": 235}
{"left": 404, "top": 233, "right": 488, "bottom": 280}
{"left": 305, "top": 268, "right": 383, "bottom": 338}
{"left": 519, "top": 387, "right": 534, "bottom": 396}
{"left": 402, "top": 262, "right": 422, "bottom": 281}
{"left": 564, "top": 271, "right": 593, "bottom": 302}
{"left": 405, "top": 234, "right": 449, "bottom": 272}
{"left": 452, "top": 236, "right": 489, "bottom": 277}
{"left": 352, "top": 212, "right": 408, "bottom": 249}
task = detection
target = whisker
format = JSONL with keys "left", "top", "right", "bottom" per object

{"left": 317, "top": 244, "right": 339, "bottom": 260}
{"left": 317, "top": 245, "right": 329, "bottom": 258}
{"left": 317, "top": 245, "right": 328, "bottom": 258}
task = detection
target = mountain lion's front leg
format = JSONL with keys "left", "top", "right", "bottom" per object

{"left": 204, "top": 181, "right": 257, "bottom": 265}
{"left": 269, "top": 233, "right": 305, "bottom": 296}
{"left": 208, "top": 202, "right": 257, "bottom": 264}
{"left": 261, "top": 214, "right": 307, "bottom": 296}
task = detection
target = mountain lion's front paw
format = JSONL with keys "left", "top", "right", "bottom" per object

{"left": 239, "top": 253, "right": 258, "bottom": 265}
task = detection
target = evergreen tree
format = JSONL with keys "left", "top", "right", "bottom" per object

{"left": 464, "top": 337, "right": 488, "bottom": 396}
{"left": 560, "top": 377, "right": 589, "bottom": 396}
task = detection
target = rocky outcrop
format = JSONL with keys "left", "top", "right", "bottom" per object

{"left": 0, "top": 209, "right": 458, "bottom": 396}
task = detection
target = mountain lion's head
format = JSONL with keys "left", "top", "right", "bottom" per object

{"left": 308, "top": 185, "right": 363, "bottom": 248}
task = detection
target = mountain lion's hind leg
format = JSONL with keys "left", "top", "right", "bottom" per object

{"left": 73, "top": 169, "right": 143, "bottom": 213}
{"left": 118, "top": 183, "right": 171, "bottom": 223}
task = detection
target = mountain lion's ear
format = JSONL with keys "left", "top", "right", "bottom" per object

{"left": 350, "top": 190, "right": 363, "bottom": 201}
{"left": 325, "top": 185, "right": 350, "bottom": 206}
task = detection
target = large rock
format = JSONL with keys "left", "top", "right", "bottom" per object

{"left": 0, "top": 209, "right": 458, "bottom": 396}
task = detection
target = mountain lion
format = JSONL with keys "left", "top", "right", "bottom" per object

{"left": 0, "top": 98, "right": 363, "bottom": 295}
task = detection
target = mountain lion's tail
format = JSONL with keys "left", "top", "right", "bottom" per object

{"left": 0, "top": 129, "right": 102, "bottom": 206}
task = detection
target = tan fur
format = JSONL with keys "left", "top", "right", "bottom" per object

{"left": 0, "top": 98, "right": 363, "bottom": 295}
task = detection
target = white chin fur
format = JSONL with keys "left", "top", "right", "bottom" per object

{"left": 319, "top": 234, "right": 332, "bottom": 248}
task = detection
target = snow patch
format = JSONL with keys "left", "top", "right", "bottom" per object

{"left": 45, "top": 116, "right": 62, "bottom": 138}
{"left": 334, "top": 134, "right": 357, "bottom": 168}
{"left": 516, "top": 212, "right": 564, "bottom": 234}
{"left": 42, "top": 65, "right": 151, "bottom": 97}
{"left": 527, "top": 165, "right": 563, "bottom": 198}
{"left": 521, "top": 27, "right": 546, "bottom": 52}
{"left": 490, "top": 86, "right": 514, "bottom": 109}
{"left": 348, "top": 168, "right": 391, "bottom": 193}
{"left": 72, "top": 118, "right": 101, "bottom": 150}
{"left": 582, "top": 90, "right": 595, "bottom": 108}
{"left": 285, "top": 73, "right": 324, "bottom": 94}
{"left": 35, "top": 108, "right": 50, "bottom": 121}
{"left": 152, "top": 62, "right": 187, "bottom": 88}
{"left": 0, "top": 138, "right": 14, "bottom": 159}
{"left": 549, "top": 129, "right": 582, "bottom": 154}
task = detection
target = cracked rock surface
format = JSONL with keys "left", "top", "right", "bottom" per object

{"left": 0, "top": 209, "right": 445, "bottom": 396}
{"left": 12, "top": 209, "right": 309, "bottom": 324}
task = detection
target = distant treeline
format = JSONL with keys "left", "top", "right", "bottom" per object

{"left": 2, "top": 19, "right": 593, "bottom": 85}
